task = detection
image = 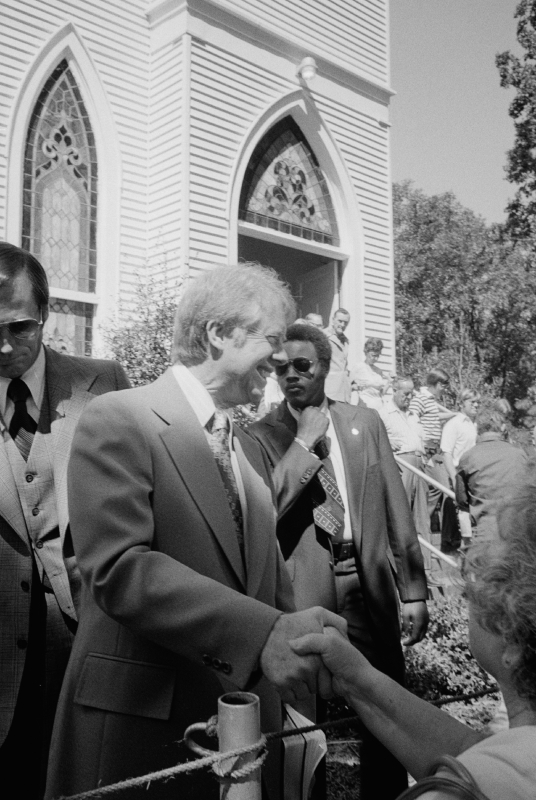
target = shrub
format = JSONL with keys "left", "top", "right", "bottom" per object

{"left": 404, "top": 597, "right": 497, "bottom": 701}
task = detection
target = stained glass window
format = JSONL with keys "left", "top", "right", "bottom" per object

{"left": 239, "top": 117, "right": 339, "bottom": 247}
{"left": 22, "top": 59, "right": 97, "bottom": 355}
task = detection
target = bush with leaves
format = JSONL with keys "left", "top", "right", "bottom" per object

{"left": 102, "top": 273, "right": 181, "bottom": 387}
{"left": 404, "top": 597, "right": 497, "bottom": 702}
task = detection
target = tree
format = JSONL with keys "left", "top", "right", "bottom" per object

{"left": 102, "top": 272, "right": 180, "bottom": 387}
{"left": 497, "top": 0, "right": 536, "bottom": 239}
{"left": 393, "top": 181, "right": 536, "bottom": 420}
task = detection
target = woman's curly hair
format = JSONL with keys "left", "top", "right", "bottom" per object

{"left": 465, "top": 460, "right": 536, "bottom": 708}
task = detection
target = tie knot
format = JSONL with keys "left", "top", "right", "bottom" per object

{"left": 7, "top": 378, "right": 31, "bottom": 404}
{"left": 211, "top": 409, "right": 229, "bottom": 434}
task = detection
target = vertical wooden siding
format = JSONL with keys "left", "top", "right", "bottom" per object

{"left": 0, "top": 0, "right": 150, "bottom": 303}
{"left": 218, "top": 0, "right": 388, "bottom": 85}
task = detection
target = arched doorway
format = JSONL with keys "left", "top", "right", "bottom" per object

{"left": 237, "top": 115, "right": 344, "bottom": 327}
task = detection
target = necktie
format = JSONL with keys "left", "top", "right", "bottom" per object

{"left": 206, "top": 409, "right": 245, "bottom": 556}
{"left": 7, "top": 378, "right": 37, "bottom": 460}
{"left": 312, "top": 437, "right": 345, "bottom": 541}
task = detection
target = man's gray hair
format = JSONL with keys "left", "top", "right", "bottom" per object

{"left": 173, "top": 262, "right": 296, "bottom": 366}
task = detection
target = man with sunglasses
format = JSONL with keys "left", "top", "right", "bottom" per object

{"left": 0, "top": 243, "right": 130, "bottom": 799}
{"left": 249, "top": 323, "right": 429, "bottom": 800}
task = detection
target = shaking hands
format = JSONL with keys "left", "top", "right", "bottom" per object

{"left": 259, "top": 607, "right": 348, "bottom": 704}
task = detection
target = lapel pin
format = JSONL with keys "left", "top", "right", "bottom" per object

{"left": 351, "top": 428, "right": 359, "bottom": 435}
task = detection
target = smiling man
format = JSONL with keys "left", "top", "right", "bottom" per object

{"left": 249, "top": 323, "right": 429, "bottom": 800}
{"left": 0, "top": 243, "right": 130, "bottom": 799}
{"left": 46, "top": 264, "right": 346, "bottom": 800}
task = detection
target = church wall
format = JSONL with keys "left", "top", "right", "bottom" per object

{"left": 314, "top": 94, "right": 395, "bottom": 365}
{"left": 217, "top": 0, "right": 389, "bottom": 86}
{"left": 148, "top": 36, "right": 184, "bottom": 280}
{"left": 0, "top": 0, "right": 151, "bottom": 311}
{"left": 188, "top": 37, "right": 294, "bottom": 272}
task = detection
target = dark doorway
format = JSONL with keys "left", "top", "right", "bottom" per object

{"left": 238, "top": 235, "right": 339, "bottom": 327}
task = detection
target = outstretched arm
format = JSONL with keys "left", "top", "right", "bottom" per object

{"left": 291, "top": 631, "right": 485, "bottom": 780}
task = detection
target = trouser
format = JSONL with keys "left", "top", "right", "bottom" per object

{"left": 424, "top": 454, "right": 461, "bottom": 552}
{"left": 334, "top": 557, "right": 408, "bottom": 800}
{"left": 397, "top": 454, "right": 432, "bottom": 571}
{"left": 0, "top": 558, "right": 75, "bottom": 800}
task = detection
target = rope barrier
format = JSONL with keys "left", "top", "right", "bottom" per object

{"left": 55, "top": 686, "right": 500, "bottom": 800}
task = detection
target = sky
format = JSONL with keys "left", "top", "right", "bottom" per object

{"left": 389, "top": 0, "right": 523, "bottom": 224}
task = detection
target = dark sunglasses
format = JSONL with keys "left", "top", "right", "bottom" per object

{"left": 275, "top": 357, "right": 316, "bottom": 376}
{"left": 0, "top": 317, "right": 43, "bottom": 340}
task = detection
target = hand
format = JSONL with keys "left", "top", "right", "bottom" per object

{"left": 289, "top": 628, "right": 369, "bottom": 699}
{"left": 401, "top": 601, "right": 429, "bottom": 646}
{"left": 260, "top": 607, "right": 347, "bottom": 704}
{"left": 296, "top": 407, "right": 329, "bottom": 451}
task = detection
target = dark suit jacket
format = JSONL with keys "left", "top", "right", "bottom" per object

{"left": 0, "top": 346, "right": 129, "bottom": 746}
{"left": 248, "top": 400, "right": 427, "bottom": 678}
{"left": 45, "top": 369, "right": 294, "bottom": 800}
{"left": 456, "top": 433, "right": 528, "bottom": 540}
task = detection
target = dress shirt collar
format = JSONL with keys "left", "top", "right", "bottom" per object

{"left": 477, "top": 431, "right": 503, "bottom": 443}
{"left": 172, "top": 362, "right": 236, "bottom": 432}
{"left": 0, "top": 343, "right": 46, "bottom": 418}
{"left": 384, "top": 398, "right": 412, "bottom": 417}
{"left": 172, "top": 362, "right": 217, "bottom": 428}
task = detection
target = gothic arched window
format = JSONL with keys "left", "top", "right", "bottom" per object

{"left": 239, "top": 117, "right": 339, "bottom": 247}
{"left": 22, "top": 59, "right": 97, "bottom": 355}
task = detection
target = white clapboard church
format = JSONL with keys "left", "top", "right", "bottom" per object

{"left": 1, "top": 0, "right": 395, "bottom": 369}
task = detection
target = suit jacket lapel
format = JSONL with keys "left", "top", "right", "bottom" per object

{"left": 0, "top": 422, "right": 29, "bottom": 542}
{"left": 153, "top": 371, "right": 246, "bottom": 590}
{"left": 46, "top": 348, "right": 99, "bottom": 537}
{"left": 233, "top": 427, "right": 277, "bottom": 599}
{"left": 330, "top": 403, "right": 367, "bottom": 552}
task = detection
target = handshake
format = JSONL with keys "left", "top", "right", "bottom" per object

{"left": 259, "top": 607, "right": 350, "bottom": 705}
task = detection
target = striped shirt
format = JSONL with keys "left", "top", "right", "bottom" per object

{"left": 409, "top": 387, "right": 441, "bottom": 442}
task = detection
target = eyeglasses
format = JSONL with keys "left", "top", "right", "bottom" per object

{"left": 0, "top": 317, "right": 43, "bottom": 340}
{"left": 275, "top": 357, "right": 316, "bottom": 376}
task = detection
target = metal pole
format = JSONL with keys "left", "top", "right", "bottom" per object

{"left": 183, "top": 692, "right": 262, "bottom": 800}
{"left": 417, "top": 535, "right": 459, "bottom": 568}
{"left": 216, "top": 692, "right": 262, "bottom": 800}
{"left": 394, "top": 455, "right": 456, "bottom": 500}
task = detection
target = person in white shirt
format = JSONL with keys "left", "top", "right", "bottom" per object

{"left": 441, "top": 389, "right": 480, "bottom": 542}
{"left": 380, "top": 378, "right": 433, "bottom": 577}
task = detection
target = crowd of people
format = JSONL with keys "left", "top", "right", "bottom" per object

{"left": 0, "top": 244, "right": 533, "bottom": 800}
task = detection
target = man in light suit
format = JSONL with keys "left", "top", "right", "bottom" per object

{"left": 45, "top": 264, "right": 345, "bottom": 800}
{"left": 248, "top": 323, "right": 429, "bottom": 800}
{"left": 0, "top": 243, "right": 130, "bottom": 798}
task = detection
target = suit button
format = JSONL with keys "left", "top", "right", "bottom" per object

{"left": 202, "top": 654, "right": 212, "bottom": 666}
{"left": 32, "top": 507, "right": 39, "bottom": 516}
{"left": 212, "top": 658, "right": 222, "bottom": 670}
{"left": 17, "top": 639, "right": 28, "bottom": 649}
{"left": 21, "top": 581, "right": 30, "bottom": 592}
{"left": 36, "top": 541, "right": 43, "bottom": 549}
{"left": 221, "top": 662, "right": 232, "bottom": 675}
{"left": 26, "top": 474, "right": 34, "bottom": 483}
{"left": 300, "top": 478, "right": 307, "bottom": 484}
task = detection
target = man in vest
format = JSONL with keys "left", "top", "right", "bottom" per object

{"left": 0, "top": 243, "right": 130, "bottom": 798}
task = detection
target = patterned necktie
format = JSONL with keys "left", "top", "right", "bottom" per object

{"left": 206, "top": 409, "right": 244, "bottom": 556}
{"left": 313, "top": 437, "right": 345, "bottom": 541}
{"left": 7, "top": 378, "right": 37, "bottom": 460}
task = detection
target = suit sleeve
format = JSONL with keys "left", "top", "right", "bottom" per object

{"left": 112, "top": 360, "right": 131, "bottom": 390}
{"left": 68, "top": 395, "right": 281, "bottom": 689}
{"left": 249, "top": 425, "right": 322, "bottom": 518}
{"left": 376, "top": 414, "right": 428, "bottom": 602}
